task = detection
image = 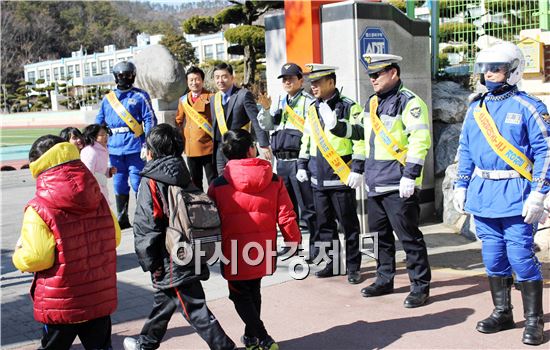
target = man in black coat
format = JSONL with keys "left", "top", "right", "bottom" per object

{"left": 210, "top": 62, "right": 271, "bottom": 174}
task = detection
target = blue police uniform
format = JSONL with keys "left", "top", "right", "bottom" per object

{"left": 456, "top": 86, "right": 550, "bottom": 281}
{"left": 96, "top": 87, "right": 157, "bottom": 195}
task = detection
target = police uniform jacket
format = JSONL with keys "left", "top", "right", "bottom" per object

{"left": 258, "top": 89, "right": 314, "bottom": 157}
{"left": 96, "top": 87, "right": 157, "bottom": 156}
{"left": 298, "top": 90, "right": 363, "bottom": 189}
{"left": 455, "top": 86, "right": 550, "bottom": 218}
{"left": 348, "top": 82, "right": 431, "bottom": 196}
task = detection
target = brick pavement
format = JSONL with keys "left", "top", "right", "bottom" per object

{"left": 2, "top": 224, "right": 549, "bottom": 349}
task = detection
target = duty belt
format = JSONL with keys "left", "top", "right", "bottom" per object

{"left": 275, "top": 151, "right": 299, "bottom": 160}
{"left": 111, "top": 126, "right": 131, "bottom": 134}
{"left": 473, "top": 167, "right": 521, "bottom": 180}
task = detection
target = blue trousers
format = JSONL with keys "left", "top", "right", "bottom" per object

{"left": 109, "top": 153, "right": 144, "bottom": 195}
{"left": 474, "top": 215, "right": 542, "bottom": 281}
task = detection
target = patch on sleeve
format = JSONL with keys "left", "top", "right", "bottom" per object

{"left": 542, "top": 113, "right": 550, "bottom": 125}
{"left": 504, "top": 113, "right": 522, "bottom": 125}
{"left": 410, "top": 107, "right": 421, "bottom": 118}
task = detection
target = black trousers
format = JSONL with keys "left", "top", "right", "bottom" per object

{"left": 276, "top": 159, "right": 318, "bottom": 255}
{"left": 39, "top": 315, "right": 112, "bottom": 350}
{"left": 215, "top": 146, "right": 228, "bottom": 176}
{"left": 228, "top": 278, "right": 268, "bottom": 340}
{"left": 367, "top": 191, "right": 431, "bottom": 293}
{"left": 138, "top": 281, "right": 235, "bottom": 350}
{"left": 313, "top": 187, "right": 362, "bottom": 272}
{"left": 187, "top": 155, "right": 216, "bottom": 191}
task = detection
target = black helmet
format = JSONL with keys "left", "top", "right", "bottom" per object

{"left": 112, "top": 61, "right": 136, "bottom": 90}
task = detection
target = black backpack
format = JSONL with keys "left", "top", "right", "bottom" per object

{"left": 160, "top": 184, "right": 222, "bottom": 266}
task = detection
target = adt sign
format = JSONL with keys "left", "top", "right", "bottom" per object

{"left": 359, "top": 27, "right": 389, "bottom": 70}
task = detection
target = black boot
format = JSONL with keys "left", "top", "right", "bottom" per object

{"left": 520, "top": 280, "right": 544, "bottom": 345}
{"left": 476, "top": 276, "right": 515, "bottom": 333}
{"left": 115, "top": 194, "right": 131, "bottom": 229}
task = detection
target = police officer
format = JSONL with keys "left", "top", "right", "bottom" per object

{"left": 344, "top": 54, "right": 431, "bottom": 308}
{"left": 96, "top": 61, "right": 157, "bottom": 229}
{"left": 257, "top": 63, "right": 318, "bottom": 262}
{"left": 454, "top": 41, "right": 548, "bottom": 345}
{"left": 297, "top": 64, "right": 363, "bottom": 284}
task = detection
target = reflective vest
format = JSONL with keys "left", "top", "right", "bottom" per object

{"left": 352, "top": 85, "right": 431, "bottom": 193}
{"left": 299, "top": 92, "right": 364, "bottom": 189}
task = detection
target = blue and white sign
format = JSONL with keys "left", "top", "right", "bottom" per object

{"left": 359, "top": 27, "right": 389, "bottom": 70}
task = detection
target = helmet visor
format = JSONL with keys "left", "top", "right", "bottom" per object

{"left": 474, "top": 62, "right": 511, "bottom": 74}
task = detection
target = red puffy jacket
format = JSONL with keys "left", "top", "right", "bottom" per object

{"left": 208, "top": 158, "right": 301, "bottom": 281}
{"left": 28, "top": 152, "right": 117, "bottom": 324}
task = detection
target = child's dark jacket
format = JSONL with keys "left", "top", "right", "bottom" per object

{"left": 134, "top": 155, "right": 209, "bottom": 289}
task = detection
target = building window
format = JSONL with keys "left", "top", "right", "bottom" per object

{"left": 60, "top": 67, "right": 65, "bottom": 80}
{"left": 67, "top": 65, "right": 74, "bottom": 79}
{"left": 100, "top": 60, "right": 108, "bottom": 74}
{"left": 204, "top": 45, "right": 213, "bottom": 60}
{"left": 39, "top": 70, "right": 45, "bottom": 79}
{"left": 28, "top": 71, "right": 36, "bottom": 84}
{"left": 216, "top": 43, "right": 225, "bottom": 59}
{"left": 108, "top": 59, "right": 114, "bottom": 71}
{"left": 91, "top": 62, "right": 97, "bottom": 75}
{"left": 75, "top": 64, "right": 81, "bottom": 78}
{"left": 84, "top": 63, "right": 90, "bottom": 77}
{"left": 53, "top": 67, "right": 59, "bottom": 80}
{"left": 45, "top": 69, "right": 50, "bottom": 82}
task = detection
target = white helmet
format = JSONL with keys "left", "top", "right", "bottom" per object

{"left": 474, "top": 41, "right": 525, "bottom": 86}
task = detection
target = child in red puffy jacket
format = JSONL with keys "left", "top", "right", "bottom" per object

{"left": 208, "top": 129, "right": 301, "bottom": 350}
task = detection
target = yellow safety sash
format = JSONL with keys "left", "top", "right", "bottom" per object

{"left": 214, "top": 91, "right": 251, "bottom": 135}
{"left": 370, "top": 97, "right": 407, "bottom": 165}
{"left": 214, "top": 92, "right": 229, "bottom": 135}
{"left": 308, "top": 106, "right": 350, "bottom": 184}
{"left": 473, "top": 103, "right": 533, "bottom": 181}
{"left": 106, "top": 91, "right": 144, "bottom": 137}
{"left": 284, "top": 104, "right": 305, "bottom": 133}
{"left": 182, "top": 97, "right": 213, "bottom": 138}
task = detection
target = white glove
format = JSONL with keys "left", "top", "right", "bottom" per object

{"left": 399, "top": 177, "right": 415, "bottom": 198}
{"left": 522, "top": 191, "right": 545, "bottom": 224}
{"left": 346, "top": 172, "right": 363, "bottom": 189}
{"left": 453, "top": 187, "right": 467, "bottom": 214}
{"left": 542, "top": 194, "right": 550, "bottom": 224}
{"left": 296, "top": 169, "right": 309, "bottom": 183}
{"left": 319, "top": 102, "right": 336, "bottom": 129}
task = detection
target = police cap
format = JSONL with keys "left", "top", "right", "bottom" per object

{"left": 277, "top": 63, "right": 303, "bottom": 79}
{"left": 362, "top": 54, "right": 402, "bottom": 74}
{"left": 304, "top": 63, "right": 338, "bottom": 82}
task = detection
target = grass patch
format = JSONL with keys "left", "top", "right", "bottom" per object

{"left": 1, "top": 128, "right": 63, "bottom": 146}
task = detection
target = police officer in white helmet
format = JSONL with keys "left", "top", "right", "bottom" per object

{"left": 454, "top": 41, "right": 549, "bottom": 345}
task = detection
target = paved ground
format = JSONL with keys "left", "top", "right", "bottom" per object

{"left": 1, "top": 169, "right": 549, "bottom": 349}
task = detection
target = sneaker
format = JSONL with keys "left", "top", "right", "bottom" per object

{"left": 241, "top": 335, "right": 260, "bottom": 350}
{"left": 123, "top": 337, "right": 141, "bottom": 350}
{"left": 259, "top": 335, "right": 279, "bottom": 350}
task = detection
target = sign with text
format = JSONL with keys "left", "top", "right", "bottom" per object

{"left": 359, "top": 27, "right": 389, "bottom": 70}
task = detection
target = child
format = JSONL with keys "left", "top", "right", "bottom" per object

{"left": 124, "top": 123, "right": 235, "bottom": 350}
{"left": 12, "top": 135, "right": 120, "bottom": 350}
{"left": 59, "top": 127, "right": 85, "bottom": 152}
{"left": 208, "top": 129, "right": 302, "bottom": 350}
{"left": 81, "top": 124, "right": 117, "bottom": 203}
